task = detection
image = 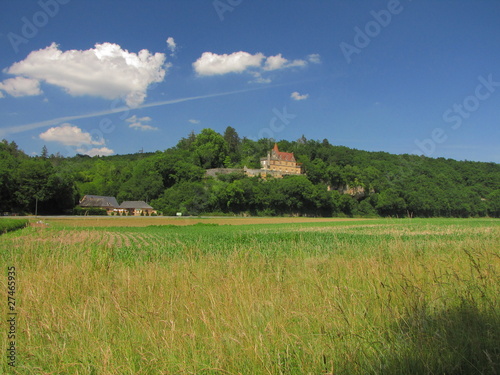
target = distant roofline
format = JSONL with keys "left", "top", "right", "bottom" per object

{"left": 119, "top": 201, "right": 153, "bottom": 209}
{"left": 79, "top": 195, "right": 118, "bottom": 208}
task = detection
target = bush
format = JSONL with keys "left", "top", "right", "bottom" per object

{"left": 257, "top": 208, "right": 277, "bottom": 216}
{"left": 73, "top": 207, "right": 108, "bottom": 216}
{"left": 200, "top": 211, "right": 233, "bottom": 217}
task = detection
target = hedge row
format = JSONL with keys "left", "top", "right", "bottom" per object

{"left": 0, "top": 219, "right": 29, "bottom": 234}
{"left": 73, "top": 207, "right": 108, "bottom": 216}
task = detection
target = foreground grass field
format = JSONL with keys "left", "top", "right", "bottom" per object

{"left": 1, "top": 217, "right": 499, "bottom": 374}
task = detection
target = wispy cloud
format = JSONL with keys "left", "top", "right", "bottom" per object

{"left": 166, "top": 37, "right": 177, "bottom": 57}
{"left": 0, "top": 86, "right": 274, "bottom": 137}
{"left": 307, "top": 54, "right": 321, "bottom": 64}
{"left": 126, "top": 115, "right": 158, "bottom": 131}
{"left": 291, "top": 91, "right": 309, "bottom": 101}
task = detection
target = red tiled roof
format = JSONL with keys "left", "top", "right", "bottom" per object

{"left": 272, "top": 143, "right": 296, "bottom": 162}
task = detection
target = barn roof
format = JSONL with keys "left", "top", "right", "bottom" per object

{"left": 119, "top": 201, "right": 153, "bottom": 209}
{"left": 79, "top": 195, "right": 118, "bottom": 208}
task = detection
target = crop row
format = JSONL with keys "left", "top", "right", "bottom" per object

{"left": 0, "top": 218, "right": 28, "bottom": 234}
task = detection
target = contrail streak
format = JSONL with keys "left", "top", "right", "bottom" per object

{"left": 0, "top": 87, "right": 267, "bottom": 137}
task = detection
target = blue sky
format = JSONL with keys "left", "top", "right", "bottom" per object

{"left": 0, "top": 0, "right": 499, "bottom": 162}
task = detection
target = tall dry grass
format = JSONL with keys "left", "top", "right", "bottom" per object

{"left": 1, "top": 219, "right": 499, "bottom": 374}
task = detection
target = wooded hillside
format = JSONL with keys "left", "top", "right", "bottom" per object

{"left": 1, "top": 127, "right": 499, "bottom": 217}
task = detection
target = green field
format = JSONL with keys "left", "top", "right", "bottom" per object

{"left": 1, "top": 218, "right": 499, "bottom": 374}
{"left": 0, "top": 218, "right": 28, "bottom": 234}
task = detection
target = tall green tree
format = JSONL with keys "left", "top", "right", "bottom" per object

{"left": 0, "top": 141, "right": 23, "bottom": 212}
{"left": 486, "top": 190, "right": 500, "bottom": 217}
{"left": 176, "top": 130, "right": 196, "bottom": 151}
{"left": 152, "top": 181, "right": 208, "bottom": 216}
{"left": 13, "top": 158, "right": 75, "bottom": 214}
{"left": 41, "top": 145, "right": 48, "bottom": 158}
{"left": 375, "top": 189, "right": 407, "bottom": 216}
{"left": 155, "top": 150, "right": 205, "bottom": 188}
{"left": 223, "top": 126, "right": 241, "bottom": 166}
{"left": 117, "top": 157, "right": 164, "bottom": 202}
{"left": 192, "top": 129, "right": 229, "bottom": 168}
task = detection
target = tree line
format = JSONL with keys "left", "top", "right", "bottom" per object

{"left": 1, "top": 127, "right": 499, "bottom": 217}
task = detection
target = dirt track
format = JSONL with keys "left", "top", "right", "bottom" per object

{"left": 36, "top": 216, "right": 369, "bottom": 227}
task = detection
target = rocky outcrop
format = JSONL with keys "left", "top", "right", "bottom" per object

{"left": 328, "top": 184, "right": 374, "bottom": 199}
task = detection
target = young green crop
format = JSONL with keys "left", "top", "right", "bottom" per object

{"left": 0, "top": 218, "right": 28, "bottom": 234}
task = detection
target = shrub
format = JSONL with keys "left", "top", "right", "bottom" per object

{"left": 73, "top": 207, "right": 108, "bottom": 216}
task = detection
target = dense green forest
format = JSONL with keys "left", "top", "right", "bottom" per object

{"left": 1, "top": 127, "right": 499, "bottom": 217}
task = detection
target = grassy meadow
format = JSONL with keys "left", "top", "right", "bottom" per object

{"left": 1, "top": 217, "right": 499, "bottom": 374}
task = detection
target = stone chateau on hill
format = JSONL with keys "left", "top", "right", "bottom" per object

{"left": 207, "top": 143, "right": 303, "bottom": 178}
{"left": 258, "top": 143, "right": 303, "bottom": 176}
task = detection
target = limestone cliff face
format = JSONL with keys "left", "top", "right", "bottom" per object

{"left": 328, "top": 184, "right": 373, "bottom": 199}
{"left": 341, "top": 185, "right": 367, "bottom": 199}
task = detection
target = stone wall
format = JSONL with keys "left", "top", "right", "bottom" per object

{"left": 205, "top": 168, "right": 244, "bottom": 177}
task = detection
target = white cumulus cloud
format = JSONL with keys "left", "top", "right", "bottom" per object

{"left": 263, "top": 54, "right": 289, "bottom": 71}
{"left": 193, "top": 51, "right": 265, "bottom": 76}
{"left": 193, "top": 51, "right": 316, "bottom": 82}
{"left": 0, "top": 77, "right": 42, "bottom": 97}
{"left": 39, "top": 123, "right": 105, "bottom": 146}
{"left": 78, "top": 147, "right": 114, "bottom": 157}
{"left": 39, "top": 123, "right": 114, "bottom": 156}
{"left": 291, "top": 91, "right": 309, "bottom": 101}
{"left": 4, "top": 42, "right": 168, "bottom": 107}
{"left": 263, "top": 54, "right": 307, "bottom": 71}
{"left": 126, "top": 115, "right": 158, "bottom": 131}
